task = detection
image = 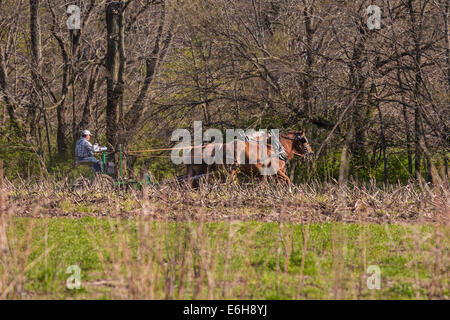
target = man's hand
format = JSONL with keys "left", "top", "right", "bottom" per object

{"left": 93, "top": 144, "right": 107, "bottom": 153}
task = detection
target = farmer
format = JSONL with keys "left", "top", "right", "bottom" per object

{"left": 75, "top": 130, "right": 103, "bottom": 173}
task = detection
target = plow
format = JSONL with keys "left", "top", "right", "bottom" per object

{"left": 71, "top": 145, "right": 155, "bottom": 191}
{"left": 71, "top": 144, "right": 218, "bottom": 191}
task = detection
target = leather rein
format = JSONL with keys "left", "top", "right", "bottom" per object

{"left": 244, "top": 134, "right": 309, "bottom": 161}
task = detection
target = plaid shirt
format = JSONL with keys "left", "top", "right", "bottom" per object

{"left": 75, "top": 138, "right": 94, "bottom": 158}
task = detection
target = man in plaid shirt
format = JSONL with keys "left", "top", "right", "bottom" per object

{"left": 75, "top": 130, "right": 103, "bottom": 173}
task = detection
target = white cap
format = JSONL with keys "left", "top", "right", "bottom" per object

{"left": 82, "top": 130, "right": 91, "bottom": 136}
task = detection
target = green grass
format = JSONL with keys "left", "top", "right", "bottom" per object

{"left": 3, "top": 217, "right": 448, "bottom": 299}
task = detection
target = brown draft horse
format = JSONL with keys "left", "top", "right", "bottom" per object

{"left": 228, "top": 130, "right": 313, "bottom": 184}
{"left": 184, "top": 130, "right": 313, "bottom": 187}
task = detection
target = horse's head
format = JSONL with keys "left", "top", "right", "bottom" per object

{"left": 291, "top": 129, "right": 313, "bottom": 157}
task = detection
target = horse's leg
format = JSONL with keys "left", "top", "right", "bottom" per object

{"left": 186, "top": 166, "right": 194, "bottom": 188}
{"left": 205, "top": 165, "right": 213, "bottom": 185}
{"left": 228, "top": 166, "right": 237, "bottom": 183}
{"left": 276, "top": 170, "right": 291, "bottom": 185}
{"left": 262, "top": 173, "right": 268, "bottom": 185}
{"left": 227, "top": 140, "right": 242, "bottom": 184}
{"left": 217, "top": 164, "right": 229, "bottom": 183}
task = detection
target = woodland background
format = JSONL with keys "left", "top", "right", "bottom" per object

{"left": 0, "top": 0, "right": 449, "bottom": 184}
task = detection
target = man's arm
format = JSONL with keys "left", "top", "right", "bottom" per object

{"left": 82, "top": 139, "right": 94, "bottom": 156}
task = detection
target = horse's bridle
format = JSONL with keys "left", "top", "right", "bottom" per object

{"left": 280, "top": 134, "right": 312, "bottom": 157}
{"left": 280, "top": 134, "right": 305, "bottom": 142}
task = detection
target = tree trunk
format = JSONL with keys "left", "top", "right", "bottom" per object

{"left": 373, "top": 83, "right": 388, "bottom": 184}
{"left": 105, "top": 0, "right": 125, "bottom": 157}
{"left": 407, "top": 0, "right": 425, "bottom": 180}
{"left": 346, "top": 24, "right": 367, "bottom": 181}
{"left": 0, "top": 46, "right": 21, "bottom": 134}
{"left": 54, "top": 33, "right": 69, "bottom": 157}
{"left": 442, "top": 0, "right": 450, "bottom": 107}
{"left": 339, "top": 127, "right": 353, "bottom": 186}
{"left": 397, "top": 65, "right": 413, "bottom": 177}
{"left": 441, "top": 0, "right": 450, "bottom": 177}
{"left": 29, "top": 0, "right": 42, "bottom": 139}
{"left": 123, "top": 2, "right": 172, "bottom": 137}
{"left": 78, "top": 65, "right": 100, "bottom": 133}
{"left": 301, "top": 3, "right": 314, "bottom": 117}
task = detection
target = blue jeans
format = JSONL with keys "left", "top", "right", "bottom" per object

{"left": 77, "top": 157, "right": 103, "bottom": 173}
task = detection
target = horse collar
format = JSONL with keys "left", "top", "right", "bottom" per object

{"left": 278, "top": 144, "right": 289, "bottom": 161}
